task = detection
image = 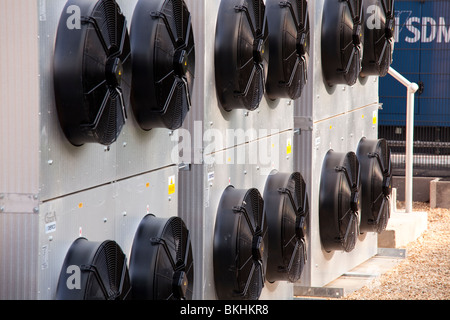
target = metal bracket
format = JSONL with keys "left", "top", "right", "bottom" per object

{"left": 0, "top": 193, "right": 39, "bottom": 214}
{"left": 294, "top": 116, "right": 313, "bottom": 133}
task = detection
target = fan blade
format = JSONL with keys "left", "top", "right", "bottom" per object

{"left": 343, "top": 212, "right": 357, "bottom": 245}
{"left": 260, "top": 9, "right": 267, "bottom": 37}
{"left": 238, "top": 205, "right": 256, "bottom": 236}
{"left": 86, "top": 79, "right": 107, "bottom": 96}
{"left": 286, "top": 240, "right": 300, "bottom": 272}
{"left": 82, "top": 89, "right": 111, "bottom": 130}
{"left": 236, "top": 4, "right": 257, "bottom": 38}
{"left": 377, "top": 38, "right": 391, "bottom": 66}
{"left": 115, "top": 17, "right": 129, "bottom": 58}
{"left": 151, "top": 11, "right": 178, "bottom": 48}
{"left": 300, "top": 1, "right": 309, "bottom": 32}
{"left": 115, "top": 86, "right": 127, "bottom": 122}
{"left": 182, "top": 230, "right": 191, "bottom": 267}
{"left": 181, "top": 76, "right": 192, "bottom": 111}
{"left": 257, "top": 62, "right": 266, "bottom": 93}
{"left": 239, "top": 261, "right": 257, "bottom": 297}
{"left": 374, "top": 196, "right": 386, "bottom": 225}
{"left": 82, "top": 16, "right": 110, "bottom": 55}
{"left": 280, "top": 56, "right": 300, "bottom": 87}
{"left": 235, "top": 64, "right": 257, "bottom": 98}
{"left": 182, "top": 12, "right": 192, "bottom": 49}
{"left": 155, "top": 72, "right": 176, "bottom": 112}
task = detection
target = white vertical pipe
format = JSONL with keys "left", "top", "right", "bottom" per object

{"left": 387, "top": 68, "right": 419, "bottom": 213}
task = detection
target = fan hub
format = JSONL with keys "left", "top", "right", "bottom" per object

{"left": 106, "top": 57, "right": 123, "bottom": 88}
{"left": 353, "top": 24, "right": 362, "bottom": 46}
{"left": 350, "top": 191, "right": 360, "bottom": 213}
{"left": 252, "top": 235, "right": 265, "bottom": 261}
{"left": 253, "top": 38, "right": 265, "bottom": 64}
{"left": 296, "top": 32, "right": 307, "bottom": 56}
{"left": 296, "top": 215, "right": 307, "bottom": 240}
{"left": 173, "top": 270, "right": 189, "bottom": 299}
{"left": 174, "top": 49, "right": 189, "bottom": 77}
{"left": 383, "top": 175, "right": 392, "bottom": 197}
{"left": 385, "top": 18, "right": 395, "bottom": 39}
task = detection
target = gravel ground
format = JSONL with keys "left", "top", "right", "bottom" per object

{"left": 341, "top": 201, "right": 450, "bottom": 300}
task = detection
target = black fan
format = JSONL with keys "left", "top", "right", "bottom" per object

{"left": 356, "top": 138, "right": 392, "bottom": 233}
{"left": 213, "top": 186, "right": 268, "bottom": 300}
{"left": 266, "top": 0, "right": 310, "bottom": 100}
{"left": 130, "top": 0, "right": 195, "bottom": 130}
{"left": 55, "top": 238, "right": 131, "bottom": 300}
{"left": 321, "top": 0, "right": 364, "bottom": 86}
{"left": 129, "top": 214, "right": 194, "bottom": 300}
{"left": 319, "top": 150, "right": 361, "bottom": 253}
{"left": 361, "top": 0, "right": 395, "bottom": 77}
{"left": 263, "top": 170, "right": 309, "bottom": 283}
{"left": 54, "top": 0, "right": 131, "bottom": 146}
{"left": 215, "top": 0, "right": 269, "bottom": 111}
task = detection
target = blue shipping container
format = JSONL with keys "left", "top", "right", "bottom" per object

{"left": 379, "top": 0, "right": 450, "bottom": 131}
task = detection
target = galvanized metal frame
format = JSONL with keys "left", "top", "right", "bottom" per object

{"left": 0, "top": 0, "right": 388, "bottom": 300}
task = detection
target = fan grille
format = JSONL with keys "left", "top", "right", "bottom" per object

{"left": 215, "top": 0, "right": 268, "bottom": 111}
{"left": 54, "top": 0, "right": 130, "bottom": 146}
{"left": 214, "top": 187, "right": 267, "bottom": 300}
{"left": 131, "top": 0, "right": 194, "bottom": 130}
{"left": 319, "top": 150, "right": 360, "bottom": 252}
{"left": 56, "top": 239, "right": 131, "bottom": 300}
{"left": 156, "top": 217, "right": 193, "bottom": 300}
{"left": 86, "top": 240, "right": 127, "bottom": 299}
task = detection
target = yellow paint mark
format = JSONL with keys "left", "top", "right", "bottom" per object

{"left": 287, "top": 139, "right": 292, "bottom": 155}
{"left": 168, "top": 176, "right": 176, "bottom": 195}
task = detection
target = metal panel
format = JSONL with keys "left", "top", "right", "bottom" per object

{"left": 37, "top": 165, "right": 178, "bottom": 300}
{"left": 0, "top": 211, "right": 39, "bottom": 300}
{"left": 311, "top": 0, "right": 379, "bottom": 122}
{"left": 288, "top": 0, "right": 383, "bottom": 288}
{"left": 200, "top": 131, "right": 294, "bottom": 300}
{"left": 0, "top": 0, "right": 40, "bottom": 301}
{"left": 307, "top": 105, "right": 380, "bottom": 288}
{"left": 37, "top": 0, "right": 179, "bottom": 201}
{"left": 201, "top": 0, "right": 295, "bottom": 155}
{"left": 0, "top": 0, "right": 40, "bottom": 195}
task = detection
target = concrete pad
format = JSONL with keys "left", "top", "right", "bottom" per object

{"left": 378, "top": 211, "right": 428, "bottom": 248}
{"left": 377, "top": 187, "right": 428, "bottom": 248}
{"left": 430, "top": 178, "right": 450, "bottom": 209}
{"left": 294, "top": 249, "right": 406, "bottom": 299}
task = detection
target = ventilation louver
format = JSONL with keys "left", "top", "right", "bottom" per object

{"left": 361, "top": 0, "right": 395, "bottom": 77}
{"left": 129, "top": 214, "right": 194, "bottom": 300}
{"left": 130, "top": 0, "right": 195, "bottom": 130}
{"left": 263, "top": 170, "right": 309, "bottom": 283}
{"left": 54, "top": 0, "right": 131, "bottom": 146}
{"left": 319, "top": 150, "right": 361, "bottom": 253}
{"left": 56, "top": 238, "right": 131, "bottom": 300}
{"left": 321, "top": 0, "right": 363, "bottom": 86}
{"left": 266, "top": 0, "right": 310, "bottom": 100}
{"left": 213, "top": 186, "right": 268, "bottom": 300}
{"left": 356, "top": 138, "right": 392, "bottom": 233}
{"left": 215, "top": 0, "right": 269, "bottom": 111}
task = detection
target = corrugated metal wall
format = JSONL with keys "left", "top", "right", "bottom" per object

{"left": 0, "top": 0, "right": 40, "bottom": 194}
{"left": 0, "top": 0, "right": 40, "bottom": 300}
